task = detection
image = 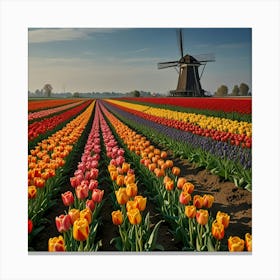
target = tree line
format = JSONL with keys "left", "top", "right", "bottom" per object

{"left": 215, "top": 83, "right": 251, "bottom": 97}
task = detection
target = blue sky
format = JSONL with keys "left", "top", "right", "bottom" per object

{"left": 28, "top": 28, "right": 252, "bottom": 94}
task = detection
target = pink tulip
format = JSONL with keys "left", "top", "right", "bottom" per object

{"left": 55, "top": 214, "right": 72, "bottom": 233}
{"left": 116, "top": 156, "right": 124, "bottom": 166}
{"left": 117, "top": 149, "right": 125, "bottom": 156}
{"left": 88, "top": 179, "right": 98, "bottom": 190}
{"left": 70, "top": 177, "right": 80, "bottom": 188}
{"left": 90, "top": 160, "right": 98, "bottom": 169}
{"left": 75, "top": 185, "right": 89, "bottom": 200}
{"left": 92, "top": 189, "right": 104, "bottom": 203}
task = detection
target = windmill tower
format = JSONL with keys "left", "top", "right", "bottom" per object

{"left": 157, "top": 29, "right": 215, "bottom": 97}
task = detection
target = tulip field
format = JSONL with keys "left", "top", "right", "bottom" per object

{"left": 28, "top": 97, "right": 252, "bottom": 252}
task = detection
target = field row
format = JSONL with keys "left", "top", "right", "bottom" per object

{"left": 28, "top": 98, "right": 252, "bottom": 252}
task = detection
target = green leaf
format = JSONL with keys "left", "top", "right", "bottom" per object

{"left": 145, "top": 220, "right": 164, "bottom": 251}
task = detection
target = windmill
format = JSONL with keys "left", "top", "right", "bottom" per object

{"left": 157, "top": 29, "right": 215, "bottom": 97}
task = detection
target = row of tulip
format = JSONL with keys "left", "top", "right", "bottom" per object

{"left": 28, "top": 99, "right": 81, "bottom": 112}
{"left": 99, "top": 101, "right": 252, "bottom": 251}
{"left": 28, "top": 101, "right": 95, "bottom": 239}
{"left": 118, "top": 97, "right": 252, "bottom": 115}
{"left": 48, "top": 103, "right": 103, "bottom": 252}
{"left": 97, "top": 102, "right": 163, "bottom": 251}
{"left": 106, "top": 99, "right": 252, "bottom": 149}
{"left": 102, "top": 100, "right": 252, "bottom": 190}
{"left": 28, "top": 100, "right": 84, "bottom": 121}
{"left": 28, "top": 100, "right": 92, "bottom": 142}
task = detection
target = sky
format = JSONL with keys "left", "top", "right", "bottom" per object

{"left": 28, "top": 28, "right": 252, "bottom": 95}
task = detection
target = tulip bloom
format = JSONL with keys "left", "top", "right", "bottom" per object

{"left": 177, "top": 177, "right": 187, "bottom": 189}
{"left": 80, "top": 208, "right": 92, "bottom": 225}
{"left": 75, "top": 185, "right": 89, "bottom": 200}
{"left": 126, "top": 200, "right": 138, "bottom": 212}
{"left": 193, "top": 195, "right": 204, "bottom": 208}
{"left": 111, "top": 210, "right": 123, "bottom": 225}
{"left": 48, "top": 235, "right": 65, "bottom": 252}
{"left": 68, "top": 208, "right": 80, "bottom": 225}
{"left": 185, "top": 205, "right": 196, "bottom": 218}
{"left": 216, "top": 211, "right": 230, "bottom": 229}
{"left": 165, "top": 180, "right": 174, "bottom": 191}
{"left": 73, "top": 218, "right": 90, "bottom": 241}
{"left": 124, "top": 174, "right": 135, "bottom": 185}
{"left": 134, "top": 195, "right": 147, "bottom": 211}
{"left": 245, "top": 233, "right": 252, "bottom": 251}
{"left": 179, "top": 191, "right": 191, "bottom": 205}
{"left": 202, "top": 194, "right": 214, "bottom": 208}
{"left": 91, "top": 189, "right": 104, "bottom": 203}
{"left": 55, "top": 214, "right": 72, "bottom": 233}
{"left": 172, "top": 166, "right": 180, "bottom": 176}
{"left": 86, "top": 199, "right": 95, "bottom": 212}
{"left": 70, "top": 176, "right": 80, "bottom": 188}
{"left": 122, "top": 162, "right": 130, "bottom": 173}
{"left": 127, "top": 208, "right": 142, "bottom": 225}
{"left": 182, "top": 182, "right": 195, "bottom": 194}
{"left": 126, "top": 183, "right": 138, "bottom": 198}
{"left": 88, "top": 179, "right": 98, "bottom": 191}
{"left": 28, "top": 219, "right": 33, "bottom": 234}
{"left": 116, "top": 175, "right": 125, "bottom": 187}
{"left": 61, "top": 191, "right": 74, "bottom": 207}
{"left": 211, "top": 220, "right": 225, "bottom": 240}
{"left": 28, "top": 186, "right": 37, "bottom": 199}
{"left": 196, "top": 209, "right": 209, "bottom": 226}
{"left": 115, "top": 188, "right": 129, "bottom": 205}
{"left": 228, "top": 236, "right": 245, "bottom": 252}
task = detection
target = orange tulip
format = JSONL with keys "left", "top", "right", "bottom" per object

{"left": 48, "top": 235, "right": 65, "bottom": 252}
{"left": 111, "top": 210, "right": 123, "bottom": 225}
{"left": 228, "top": 236, "right": 245, "bottom": 252}
{"left": 177, "top": 177, "right": 187, "bottom": 189}
{"left": 211, "top": 220, "right": 225, "bottom": 240}
{"left": 185, "top": 205, "right": 196, "bottom": 218}
{"left": 80, "top": 208, "right": 92, "bottom": 225}
{"left": 148, "top": 163, "right": 157, "bottom": 172}
{"left": 110, "top": 170, "right": 118, "bottom": 181}
{"left": 165, "top": 180, "right": 174, "bottom": 191}
{"left": 196, "top": 209, "right": 209, "bottom": 226}
{"left": 28, "top": 186, "right": 37, "bottom": 199}
{"left": 172, "top": 166, "right": 180, "bottom": 176}
{"left": 116, "top": 175, "right": 125, "bottom": 187}
{"left": 163, "top": 175, "right": 172, "bottom": 185}
{"left": 127, "top": 208, "right": 142, "bottom": 225}
{"left": 134, "top": 195, "right": 147, "bottom": 211}
{"left": 126, "top": 200, "right": 138, "bottom": 212}
{"left": 216, "top": 211, "right": 230, "bottom": 229}
{"left": 179, "top": 191, "right": 191, "bottom": 205}
{"left": 68, "top": 208, "right": 80, "bottom": 225}
{"left": 193, "top": 195, "right": 204, "bottom": 208}
{"left": 124, "top": 174, "right": 135, "bottom": 185}
{"left": 165, "top": 160, "right": 173, "bottom": 168}
{"left": 160, "top": 151, "right": 167, "bottom": 159}
{"left": 245, "top": 233, "right": 252, "bottom": 251}
{"left": 126, "top": 183, "right": 138, "bottom": 198}
{"left": 182, "top": 182, "right": 195, "bottom": 194}
{"left": 154, "top": 168, "right": 165, "bottom": 177}
{"left": 73, "top": 218, "right": 89, "bottom": 241}
{"left": 202, "top": 194, "right": 214, "bottom": 208}
{"left": 115, "top": 187, "right": 129, "bottom": 205}
{"left": 122, "top": 162, "right": 130, "bottom": 173}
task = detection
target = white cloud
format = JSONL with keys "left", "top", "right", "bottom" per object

{"left": 28, "top": 28, "right": 126, "bottom": 43}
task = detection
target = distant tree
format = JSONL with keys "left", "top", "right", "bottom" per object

{"left": 132, "top": 90, "right": 140, "bottom": 97}
{"left": 215, "top": 85, "right": 228, "bottom": 96}
{"left": 43, "top": 84, "right": 53, "bottom": 97}
{"left": 73, "top": 92, "right": 80, "bottom": 98}
{"left": 239, "top": 83, "right": 249, "bottom": 96}
{"left": 231, "top": 85, "right": 240, "bottom": 96}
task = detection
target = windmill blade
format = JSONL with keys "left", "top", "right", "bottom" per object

{"left": 177, "top": 29, "right": 184, "bottom": 59}
{"left": 193, "top": 53, "right": 215, "bottom": 62}
{"left": 157, "top": 61, "right": 179, "bottom": 69}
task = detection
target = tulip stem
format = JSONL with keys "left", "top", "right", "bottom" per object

{"left": 79, "top": 241, "right": 84, "bottom": 252}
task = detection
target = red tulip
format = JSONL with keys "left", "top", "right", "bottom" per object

{"left": 61, "top": 191, "right": 74, "bottom": 206}
{"left": 28, "top": 219, "right": 33, "bottom": 234}
{"left": 75, "top": 185, "right": 89, "bottom": 200}
{"left": 86, "top": 199, "right": 95, "bottom": 211}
